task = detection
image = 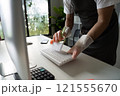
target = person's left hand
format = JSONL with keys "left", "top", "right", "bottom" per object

{"left": 67, "top": 35, "right": 94, "bottom": 59}
{"left": 67, "top": 45, "right": 81, "bottom": 59}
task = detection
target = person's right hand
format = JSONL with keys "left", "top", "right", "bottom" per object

{"left": 53, "top": 30, "right": 64, "bottom": 43}
{"left": 52, "top": 27, "right": 71, "bottom": 43}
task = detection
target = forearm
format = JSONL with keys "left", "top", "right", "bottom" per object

{"left": 65, "top": 13, "right": 74, "bottom": 30}
{"left": 61, "top": 13, "right": 74, "bottom": 38}
{"left": 87, "top": 20, "right": 109, "bottom": 40}
{"left": 87, "top": 5, "right": 114, "bottom": 40}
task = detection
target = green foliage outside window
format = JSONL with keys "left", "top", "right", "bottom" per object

{"left": 26, "top": 0, "right": 49, "bottom": 36}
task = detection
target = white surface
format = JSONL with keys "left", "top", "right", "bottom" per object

{"left": 0, "top": 35, "right": 120, "bottom": 80}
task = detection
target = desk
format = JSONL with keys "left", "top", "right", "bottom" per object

{"left": 0, "top": 35, "right": 120, "bottom": 80}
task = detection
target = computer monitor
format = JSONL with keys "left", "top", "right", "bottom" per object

{"left": 0, "top": 0, "right": 31, "bottom": 80}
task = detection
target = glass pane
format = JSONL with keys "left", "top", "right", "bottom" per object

{"left": 0, "top": 22, "right": 4, "bottom": 40}
{"left": 26, "top": 0, "right": 49, "bottom": 36}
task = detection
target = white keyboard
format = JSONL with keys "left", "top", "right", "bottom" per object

{"left": 41, "top": 48, "right": 73, "bottom": 66}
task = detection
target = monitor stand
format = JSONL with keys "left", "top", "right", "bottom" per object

{"left": 1, "top": 62, "right": 21, "bottom": 80}
{"left": 0, "top": 62, "right": 36, "bottom": 80}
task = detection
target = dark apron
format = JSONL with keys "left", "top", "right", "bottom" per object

{"left": 71, "top": 0, "right": 119, "bottom": 65}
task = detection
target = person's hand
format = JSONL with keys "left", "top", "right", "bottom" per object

{"left": 67, "top": 45, "right": 81, "bottom": 59}
{"left": 67, "top": 35, "right": 94, "bottom": 59}
{"left": 53, "top": 30, "right": 64, "bottom": 43}
{"left": 52, "top": 26, "right": 71, "bottom": 43}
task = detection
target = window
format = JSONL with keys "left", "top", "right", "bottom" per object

{"left": 0, "top": 0, "right": 51, "bottom": 40}
{"left": 25, "top": 0, "right": 50, "bottom": 36}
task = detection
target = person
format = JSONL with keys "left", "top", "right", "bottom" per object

{"left": 53, "top": 0, "right": 120, "bottom": 66}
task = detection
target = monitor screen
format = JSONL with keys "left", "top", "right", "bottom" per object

{"left": 0, "top": 0, "right": 31, "bottom": 80}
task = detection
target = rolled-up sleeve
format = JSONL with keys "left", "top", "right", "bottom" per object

{"left": 94, "top": 0, "right": 120, "bottom": 9}
{"left": 63, "top": 0, "right": 74, "bottom": 14}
